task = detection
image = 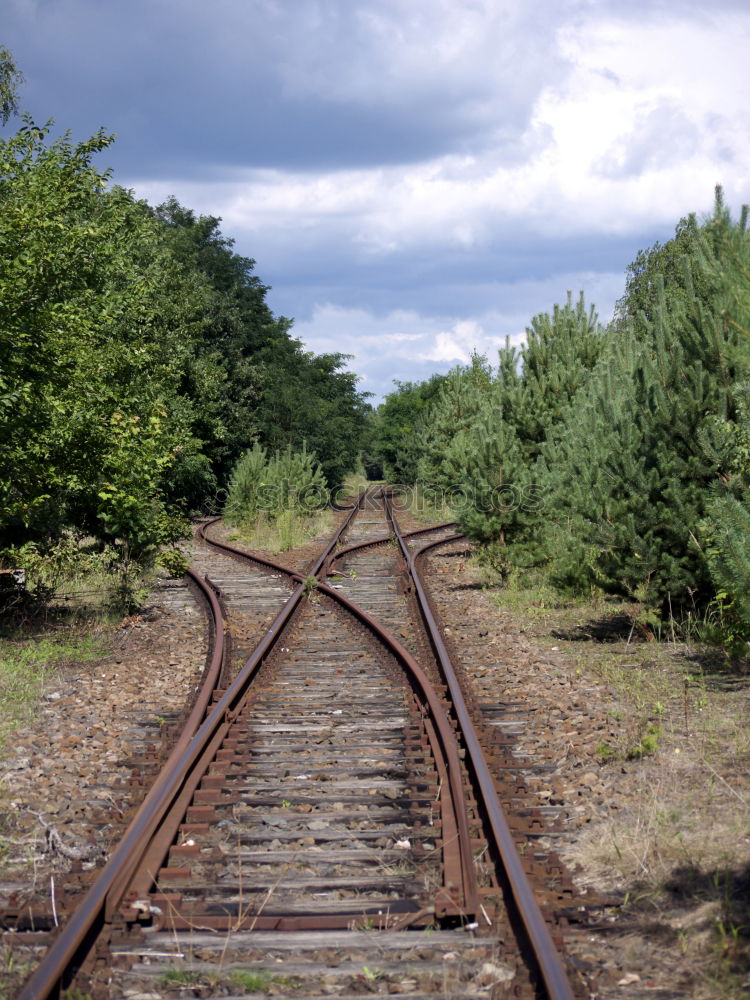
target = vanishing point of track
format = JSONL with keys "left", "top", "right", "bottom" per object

{"left": 17, "top": 488, "right": 580, "bottom": 999}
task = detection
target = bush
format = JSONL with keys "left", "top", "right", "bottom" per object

{"left": 225, "top": 443, "right": 328, "bottom": 524}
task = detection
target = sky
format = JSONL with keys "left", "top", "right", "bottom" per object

{"left": 5, "top": 0, "right": 750, "bottom": 400}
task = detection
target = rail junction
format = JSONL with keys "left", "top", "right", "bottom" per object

{"left": 11, "top": 488, "right": 588, "bottom": 999}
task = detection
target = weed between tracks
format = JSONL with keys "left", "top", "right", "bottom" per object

{"left": 390, "top": 485, "right": 456, "bottom": 525}
{"left": 227, "top": 508, "right": 333, "bottom": 554}
{"left": 161, "top": 965, "right": 274, "bottom": 993}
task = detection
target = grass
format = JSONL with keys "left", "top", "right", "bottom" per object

{"left": 0, "top": 631, "right": 106, "bottom": 750}
{"left": 0, "top": 947, "right": 33, "bottom": 1000}
{"left": 229, "top": 969, "right": 273, "bottom": 992}
{"left": 0, "top": 532, "right": 157, "bottom": 619}
{"left": 340, "top": 471, "right": 371, "bottom": 497}
{"left": 161, "top": 965, "right": 272, "bottom": 993}
{"left": 391, "top": 483, "right": 457, "bottom": 524}
{"left": 232, "top": 507, "right": 334, "bottom": 553}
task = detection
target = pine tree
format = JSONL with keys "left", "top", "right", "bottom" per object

{"left": 549, "top": 192, "right": 750, "bottom": 611}
{"left": 696, "top": 201, "right": 750, "bottom": 631}
{"left": 513, "top": 292, "right": 604, "bottom": 459}
{"left": 415, "top": 355, "right": 496, "bottom": 490}
{"left": 438, "top": 294, "right": 606, "bottom": 568}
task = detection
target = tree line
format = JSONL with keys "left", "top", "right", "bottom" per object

{"left": 371, "top": 191, "right": 750, "bottom": 648}
{"left": 0, "top": 48, "right": 370, "bottom": 601}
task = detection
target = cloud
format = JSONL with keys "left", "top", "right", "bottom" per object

{"left": 5, "top": 0, "right": 750, "bottom": 401}
{"left": 291, "top": 302, "right": 510, "bottom": 398}
{"left": 290, "top": 268, "right": 625, "bottom": 401}
{"left": 595, "top": 102, "right": 701, "bottom": 179}
{"left": 420, "top": 323, "right": 490, "bottom": 364}
{"left": 123, "top": 2, "right": 749, "bottom": 267}
{"left": 5, "top": 0, "right": 570, "bottom": 175}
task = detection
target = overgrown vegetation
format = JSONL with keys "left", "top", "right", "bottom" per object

{"left": 224, "top": 443, "right": 333, "bottom": 552}
{"left": 0, "top": 48, "right": 370, "bottom": 615}
{"left": 459, "top": 551, "right": 750, "bottom": 996}
{"left": 372, "top": 190, "right": 750, "bottom": 656}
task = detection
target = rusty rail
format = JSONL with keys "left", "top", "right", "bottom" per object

{"left": 19, "top": 490, "right": 574, "bottom": 999}
{"left": 331, "top": 520, "right": 457, "bottom": 564}
{"left": 18, "top": 567, "right": 228, "bottom": 1000}
{"left": 20, "top": 497, "right": 366, "bottom": 999}
{"left": 192, "top": 513, "right": 478, "bottom": 920}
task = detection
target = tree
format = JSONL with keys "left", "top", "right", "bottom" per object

{"left": 614, "top": 210, "right": 718, "bottom": 331}
{"left": 416, "top": 297, "right": 605, "bottom": 570}
{"left": 371, "top": 373, "right": 449, "bottom": 484}
{"left": 549, "top": 192, "right": 750, "bottom": 610}
{"left": 415, "top": 356, "right": 496, "bottom": 492}
{"left": 155, "top": 198, "right": 371, "bottom": 488}
{"left": 0, "top": 46, "right": 23, "bottom": 125}
{"left": 0, "top": 122, "right": 207, "bottom": 559}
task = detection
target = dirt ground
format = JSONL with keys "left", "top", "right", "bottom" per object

{"left": 0, "top": 573, "right": 209, "bottom": 997}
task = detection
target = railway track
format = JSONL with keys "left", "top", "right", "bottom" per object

{"left": 14, "top": 488, "right": 583, "bottom": 999}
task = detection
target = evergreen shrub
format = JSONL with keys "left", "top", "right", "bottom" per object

{"left": 225, "top": 443, "right": 327, "bottom": 524}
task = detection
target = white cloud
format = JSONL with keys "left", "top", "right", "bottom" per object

{"left": 129, "top": 6, "right": 750, "bottom": 262}
{"left": 419, "top": 322, "right": 495, "bottom": 364}
{"left": 525, "top": 11, "right": 750, "bottom": 228}
{"left": 290, "top": 268, "right": 623, "bottom": 400}
{"left": 114, "top": 2, "right": 750, "bottom": 394}
{"left": 291, "top": 303, "right": 517, "bottom": 394}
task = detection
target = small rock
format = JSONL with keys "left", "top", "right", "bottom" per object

{"left": 476, "top": 961, "right": 515, "bottom": 986}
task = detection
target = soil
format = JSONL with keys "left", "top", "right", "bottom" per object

{"left": 1, "top": 519, "right": 748, "bottom": 999}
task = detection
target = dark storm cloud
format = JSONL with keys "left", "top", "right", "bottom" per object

{"left": 4, "top": 0, "right": 567, "bottom": 177}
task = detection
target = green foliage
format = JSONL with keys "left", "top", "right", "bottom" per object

{"left": 627, "top": 723, "right": 660, "bottom": 760}
{"left": 696, "top": 211, "right": 750, "bottom": 639}
{"left": 225, "top": 443, "right": 327, "bottom": 523}
{"left": 256, "top": 347, "right": 371, "bottom": 487}
{"left": 546, "top": 191, "right": 750, "bottom": 613}
{"left": 0, "top": 117, "right": 371, "bottom": 612}
{"left": 225, "top": 443, "right": 269, "bottom": 522}
{"left": 0, "top": 47, "right": 23, "bottom": 126}
{"left": 394, "top": 190, "right": 750, "bottom": 646}
{"left": 0, "top": 534, "right": 115, "bottom": 611}
{"left": 0, "top": 633, "right": 104, "bottom": 746}
{"left": 156, "top": 546, "right": 190, "bottom": 578}
{"left": 514, "top": 292, "right": 605, "bottom": 458}
{"left": 161, "top": 969, "right": 201, "bottom": 986}
{"left": 373, "top": 372, "right": 449, "bottom": 483}
{"left": 0, "top": 121, "right": 200, "bottom": 562}
{"left": 415, "top": 355, "right": 495, "bottom": 490}
{"left": 701, "top": 479, "right": 750, "bottom": 645}
{"left": 155, "top": 197, "right": 371, "bottom": 488}
{"left": 228, "top": 969, "right": 272, "bottom": 992}
{"left": 411, "top": 297, "right": 605, "bottom": 572}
